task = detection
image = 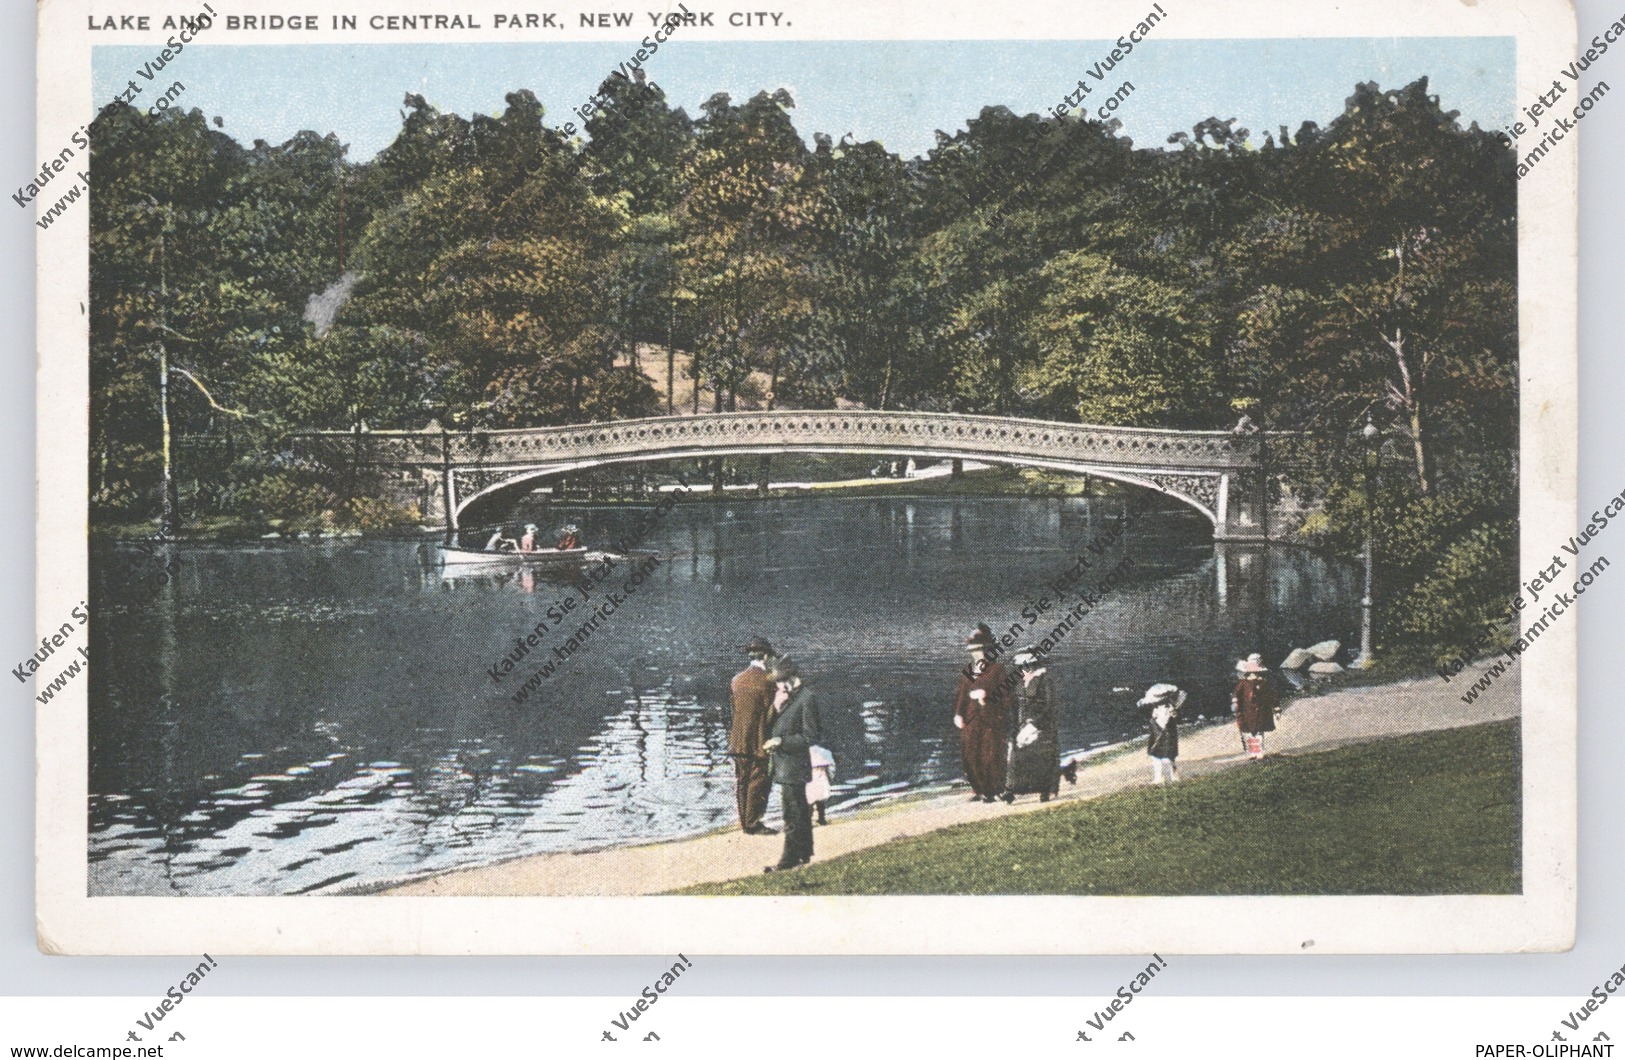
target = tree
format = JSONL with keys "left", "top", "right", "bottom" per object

{"left": 674, "top": 89, "right": 829, "bottom": 411}
{"left": 343, "top": 91, "right": 658, "bottom": 427}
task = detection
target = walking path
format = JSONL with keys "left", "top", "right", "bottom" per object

{"left": 376, "top": 660, "right": 1519, "bottom": 897}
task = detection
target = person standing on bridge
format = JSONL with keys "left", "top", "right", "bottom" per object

{"left": 729, "top": 636, "right": 778, "bottom": 836}
{"left": 954, "top": 625, "right": 1011, "bottom": 803}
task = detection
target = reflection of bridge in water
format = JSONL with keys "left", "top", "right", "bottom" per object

{"left": 291, "top": 410, "right": 1316, "bottom": 542}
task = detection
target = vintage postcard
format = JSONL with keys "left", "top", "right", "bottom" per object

{"left": 35, "top": 0, "right": 1576, "bottom": 953}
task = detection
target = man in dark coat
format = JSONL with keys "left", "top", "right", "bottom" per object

{"left": 954, "top": 625, "right": 1011, "bottom": 802}
{"left": 728, "top": 636, "right": 777, "bottom": 835}
{"left": 762, "top": 656, "right": 821, "bottom": 872}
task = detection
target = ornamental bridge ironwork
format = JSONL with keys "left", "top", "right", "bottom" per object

{"left": 289, "top": 410, "right": 1312, "bottom": 542}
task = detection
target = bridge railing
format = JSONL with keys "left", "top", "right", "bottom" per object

{"left": 289, "top": 410, "right": 1268, "bottom": 472}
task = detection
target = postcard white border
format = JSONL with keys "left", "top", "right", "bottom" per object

{"left": 35, "top": 0, "right": 1577, "bottom": 955}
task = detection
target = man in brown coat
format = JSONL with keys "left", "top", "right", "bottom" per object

{"left": 954, "top": 625, "right": 1012, "bottom": 802}
{"left": 729, "top": 636, "right": 778, "bottom": 834}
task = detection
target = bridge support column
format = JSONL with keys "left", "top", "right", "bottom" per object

{"left": 1215, "top": 470, "right": 1271, "bottom": 543}
{"left": 440, "top": 445, "right": 459, "bottom": 544}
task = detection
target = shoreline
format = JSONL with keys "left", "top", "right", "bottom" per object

{"left": 367, "top": 658, "right": 1520, "bottom": 898}
{"left": 337, "top": 736, "right": 1152, "bottom": 898}
{"left": 85, "top": 465, "right": 1147, "bottom": 542}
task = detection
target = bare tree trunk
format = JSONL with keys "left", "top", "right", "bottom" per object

{"left": 1381, "top": 326, "right": 1430, "bottom": 494}
{"left": 1409, "top": 406, "right": 1429, "bottom": 495}
{"left": 767, "top": 351, "right": 782, "bottom": 411}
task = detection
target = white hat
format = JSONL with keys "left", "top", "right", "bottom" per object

{"left": 1237, "top": 653, "right": 1269, "bottom": 673}
{"left": 1138, "top": 683, "right": 1184, "bottom": 707}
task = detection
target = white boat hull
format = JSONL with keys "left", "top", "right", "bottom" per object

{"left": 437, "top": 546, "right": 593, "bottom": 568}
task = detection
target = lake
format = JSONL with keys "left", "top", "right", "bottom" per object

{"left": 88, "top": 494, "right": 1357, "bottom": 896}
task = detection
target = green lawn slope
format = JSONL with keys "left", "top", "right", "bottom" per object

{"left": 682, "top": 720, "right": 1520, "bottom": 896}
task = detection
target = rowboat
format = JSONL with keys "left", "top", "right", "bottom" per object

{"left": 436, "top": 545, "right": 596, "bottom": 568}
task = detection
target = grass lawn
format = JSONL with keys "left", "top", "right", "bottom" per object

{"left": 681, "top": 720, "right": 1520, "bottom": 896}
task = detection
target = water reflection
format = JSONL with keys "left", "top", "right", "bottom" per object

{"left": 89, "top": 496, "right": 1356, "bottom": 895}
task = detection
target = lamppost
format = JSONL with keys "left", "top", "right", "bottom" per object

{"left": 1351, "top": 413, "right": 1381, "bottom": 669}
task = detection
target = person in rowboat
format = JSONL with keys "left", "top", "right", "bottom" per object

{"left": 556, "top": 524, "right": 581, "bottom": 550}
{"left": 518, "top": 524, "right": 540, "bottom": 552}
{"left": 484, "top": 529, "right": 517, "bottom": 552}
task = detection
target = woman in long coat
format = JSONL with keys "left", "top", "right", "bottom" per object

{"left": 1231, "top": 653, "right": 1279, "bottom": 760}
{"left": 1002, "top": 648, "right": 1060, "bottom": 802}
{"left": 954, "top": 626, "right": 1011, "bottom": 802}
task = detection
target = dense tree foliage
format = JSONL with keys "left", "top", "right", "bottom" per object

{"left": 89, "top": 75, "right": 1517, "bottom": 661}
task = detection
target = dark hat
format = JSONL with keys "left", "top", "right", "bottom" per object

{"left": 965, "top": 624, "right": 996, "bottom": 651}
{"left": 741, "top": 636, "right": 775, "bottom": 656}
{"left": 768, "top": 656, "right": 800, "bottom": 682}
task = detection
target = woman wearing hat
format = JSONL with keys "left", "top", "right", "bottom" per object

{"left": 1001, "top": 647, "right": 1061, "bottom": 803}
{"left": 518, "top": 524, "right": 540, "bottom": 553}
{"left": 1139, "top": 683, "right": 1186, "bottom": 784}
{"left": 555, "top": 524, "right": 580, "bottom": 550}
{"left": 953, "top": 625, "right": 1011, "bottom": 803}
{"left": 1231, "top": 653, "right": 1278, "bottom": 760}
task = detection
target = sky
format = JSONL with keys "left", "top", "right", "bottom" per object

{"left": 92, "top": 37, "right": 1515, "bottom": 162}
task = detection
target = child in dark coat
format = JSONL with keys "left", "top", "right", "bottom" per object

{"left": 1139, "top": 683, "right": 1186, "bottom": 784}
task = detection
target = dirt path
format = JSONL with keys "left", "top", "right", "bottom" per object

{"left": 376, "top": 660, "right": 1520, "bottom": 897}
